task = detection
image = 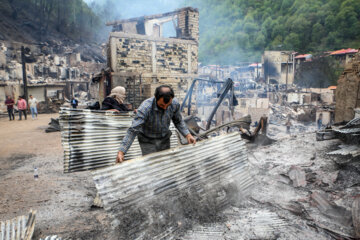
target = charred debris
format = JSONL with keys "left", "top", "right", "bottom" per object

{"left": 1, "top": 6, "right": 360, "bottom": 240}
{"left": 59, "top": 7, "right": 360, "bottom": 239}
{"left": 0, "top": 40, "right": 105, "bottom": 115}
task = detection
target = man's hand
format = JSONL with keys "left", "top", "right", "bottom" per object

{"left": 186, "top": 134, "right": 196, "bottom": 145}
{"left": 107, "top": 109, "right": 120, "bottom": 112}
{"left": 116, "top": 151, "right": 125, "bottom": 163}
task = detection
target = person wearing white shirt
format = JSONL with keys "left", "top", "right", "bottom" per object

{"left": 29, "top": 95, "right": 38, "bottom": 119}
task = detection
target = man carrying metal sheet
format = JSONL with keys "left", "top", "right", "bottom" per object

{"left": 116, "top": 85, "right": 196, "bottom": 163}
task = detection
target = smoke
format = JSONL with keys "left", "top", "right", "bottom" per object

{"left": 84, "top": 0, "right": 262, "bottom": 64}
{"left": 84, "top": 0, "right": 184, "bottom": 41}
{"left": 84, "top": 0, "right": 183, "bottom": 22}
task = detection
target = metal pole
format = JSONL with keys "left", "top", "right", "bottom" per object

{"left": 21, "top": 46, "right": 28, "bottom": 102}
{"left": 285, "top": 59, "right": 288, "bottom": 93}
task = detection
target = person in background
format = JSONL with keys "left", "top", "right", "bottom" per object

{"left": 285, "top": 119, "right": 292, "bottom": 134}
{"left": 17, "top": 96, "right": 27, "bottom": 120}
{"left": 5, "top": 95, "right": 15, "bottom": 121}
{"left": 71, "top": 98, "right": 78, "bottom": 109}
{"left": 317, "top": 113, "right": 323, "bottom": 130}
{"left": 101, "top": 86, "right": 130, "bottom": 112}
{"left": 29, "top": 95, "right": 38, "bottom": 120}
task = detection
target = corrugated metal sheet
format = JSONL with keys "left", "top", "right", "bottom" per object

{"left": 93, "top": 132, "right": 252, "bottom": 212}
{"left": 59, "top": 108, "right": 179, "bottom": 173}
{"left": 328, "top": 144, "right": 360, "bottom": 157}
{"left": 92, "top": 132, "right": 253, "bottom": 239}
{"left": 334, "top": 128, "right": 360, "bottom": 134}
{"left": 39, "top": 235, "right": 62, "bottom": 240}
{"left": 0, "top": 210, "right": 36, "bottom": 240}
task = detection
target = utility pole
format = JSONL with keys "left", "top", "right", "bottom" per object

{"left": 285, "top": 59, "right": 288, "bottom": 93}
{"left": 21, "top": 46, "right": 28, "bottom": 102}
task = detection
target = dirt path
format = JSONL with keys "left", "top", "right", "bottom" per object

{"left": 0, "top": 114, "right": 111, "bottom": 239}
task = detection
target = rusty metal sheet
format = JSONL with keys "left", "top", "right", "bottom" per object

{"left": 92, "top": 133, "right": 253, "bottom": 239}
{"left": 59, "top": 108, "right": 178, "bottom": 173}
{"left": 0, "top": 210, "right": 36, "bottom": 240}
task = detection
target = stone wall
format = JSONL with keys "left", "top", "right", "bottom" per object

{"left": 335, "top": 49, "right": 360, "bottom": 122}
{"left": 109, "top": 32, "right": 198, "bottom": 107}
{"left": 177, "top": 8, "right": 199, "bottom": 41}
{"left": 110, "top": 33, "right": 198, "bottom": 75}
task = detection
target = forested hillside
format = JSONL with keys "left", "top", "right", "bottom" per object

{"left": 2, "top": 0, "right": 360, "bottom": 65}
{"left": 185, "top": 0, "right": 360, "bottom": 64}
{"left": 0, "top": 0, "right": 101, "bottom": 43}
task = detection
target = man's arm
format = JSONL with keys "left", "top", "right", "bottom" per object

{"left": 117, "top": 103, "right": 149, "bottom": 163}
{"left": 172, "top": 101, "right": 196, "bottom": 145}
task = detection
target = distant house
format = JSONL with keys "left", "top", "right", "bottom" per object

{"left": 295, "top": 54, "right": 312, "bottom": 64}
{"left": 330, "top": 48, "right": 358, "bottom": 66}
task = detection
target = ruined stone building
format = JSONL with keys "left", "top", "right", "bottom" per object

{"left": 262, "top": 51, "right": 295, "bottom": 85}
{"left": 335, "top": 49, "right": 360, "bottom": 122}
{"left": 104, "top": 7, "right": 199, "bottom": 107}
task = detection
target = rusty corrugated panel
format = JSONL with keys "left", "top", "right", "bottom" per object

{"left": 92, "top": 133, "right": 253, "bottom": 238}
{"left": 60, "top": 108, "right": 178, "bottom": 173}
{"left": 0, "top": 210, "right": 36, "bottom": 240}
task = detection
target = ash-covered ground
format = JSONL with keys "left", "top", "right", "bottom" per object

{"left": 0, "top": 115, "right": 358, "bottom": 239}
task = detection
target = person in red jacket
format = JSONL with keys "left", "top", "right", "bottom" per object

{"left": 17, "top": 96, "right": 27, "bottom": 120}
{"left": 5, "top": 96, "right": 15, "bottom": 121}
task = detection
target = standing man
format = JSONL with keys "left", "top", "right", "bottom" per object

{"left": 116, "top": 85, "right": 196, "bottom": 163}
{"left": 17, "top": 96, "right": 27, "bottom": 120}
{"left": 29, "top": 95, "right": 38, "bottom": 120}
{"left": 71, "top": 98, "right": 78, "bottom": 109}
{"left": 5, "top": 96, "right": 15, "bottom": 121}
